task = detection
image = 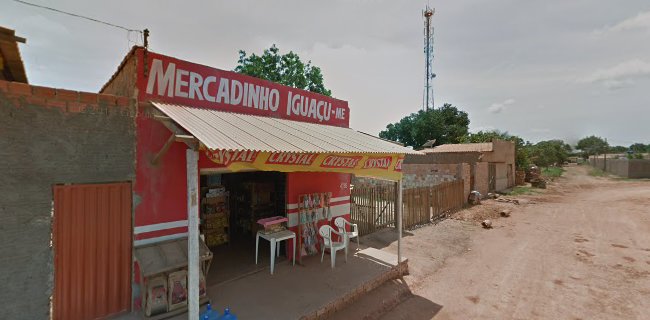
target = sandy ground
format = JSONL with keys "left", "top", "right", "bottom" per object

{"left": 330, "top": 165, "right": 650, "bottom": 320}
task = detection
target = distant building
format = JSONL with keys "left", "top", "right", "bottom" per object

{"left": 404, "top": 140, "right": 516, "bottom": 198}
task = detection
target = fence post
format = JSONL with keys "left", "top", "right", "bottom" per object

{"left": 396, "top": 179, "right": 403, "bottom": 264}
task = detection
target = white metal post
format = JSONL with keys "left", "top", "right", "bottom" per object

{"left": 396, "top": 178, "right": 403, "bottom": 264}
{"left": 186, "top": 149, "right": 200, "bottom": 320}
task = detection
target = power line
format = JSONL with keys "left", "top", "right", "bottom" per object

{"left": 12, "top": 0, "right": 142, "bottom": 34}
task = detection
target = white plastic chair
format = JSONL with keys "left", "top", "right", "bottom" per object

{"left": 319, "top": 225, "right": 348, "bottom": 268}
{"left": 335, "top": 217, "right": 360, "bottom": 250}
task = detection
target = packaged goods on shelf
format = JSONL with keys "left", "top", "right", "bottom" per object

{"left": 167, "top": 270, "right": 188, "bottom": 311}
{"left": 205, "top": 233, "right": 228, "bottom": 246}
{"left": 145, "top": 275, "right": 168, "bottom": 316}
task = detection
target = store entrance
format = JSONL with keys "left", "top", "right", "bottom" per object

{"left": 200, "top": 171, "right": 287, "bottom": 285}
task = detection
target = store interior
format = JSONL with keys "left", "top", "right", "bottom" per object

{"left": 200, "top": 171, "right": 288, "bottom": 285}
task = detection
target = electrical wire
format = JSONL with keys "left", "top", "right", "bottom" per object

{"left": 11, "top": 0, "right": 142, "bottom": 34}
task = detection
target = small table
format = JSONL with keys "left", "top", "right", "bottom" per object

{"left": 255, "top": 229, "right": 296, "bottom": 275}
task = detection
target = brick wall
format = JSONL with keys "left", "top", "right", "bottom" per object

{"left": 0, "top": 80, "right": 136, "bottom": 319}
{"left": 100, "top": 48, "right": 138, "bottom": 97}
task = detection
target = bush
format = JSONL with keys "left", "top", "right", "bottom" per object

{"left": 542, "top": 167, "right": 564, "bottom": 178}
{"left": 589, "top": 168, "right": 607, "bottom": 177}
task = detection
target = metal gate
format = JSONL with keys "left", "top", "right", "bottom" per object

{"left": 53, "top": 182, "right": 132, "bottom": 320}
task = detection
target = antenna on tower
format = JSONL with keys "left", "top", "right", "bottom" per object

{"left": 422, "top": 5, "right": 436, "bottom": 111}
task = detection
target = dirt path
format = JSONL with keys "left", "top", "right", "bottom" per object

{"left": 331, "top": 166, "right": 650, "bottom": 320}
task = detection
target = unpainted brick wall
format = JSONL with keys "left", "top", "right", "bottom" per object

{"left": 100, "top": 48, "right": 138, "bottom": 98}
{"left": 0, "top": 80, "right": 136, "bottom": 320}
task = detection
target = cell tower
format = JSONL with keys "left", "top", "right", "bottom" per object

{"left": 422, "top": 5, "right": 436, "bottom": 111}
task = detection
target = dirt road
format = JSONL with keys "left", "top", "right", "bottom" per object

{"left": 331, "top": 166, "right": 650, "bottom": 320}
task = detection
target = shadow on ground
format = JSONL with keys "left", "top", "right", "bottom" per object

{"left": 362, "top": 228, "right": 415, "bottom": 250}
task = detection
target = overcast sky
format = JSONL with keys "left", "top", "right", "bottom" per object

{"left": 3, "top": 0, "right": 649, "bottom": 146}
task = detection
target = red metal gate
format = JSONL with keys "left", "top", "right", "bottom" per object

{"left": 53, "top": 182, "right": 132, "bottom": 320}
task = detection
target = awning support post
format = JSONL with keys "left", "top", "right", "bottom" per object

{"left": 186, "top": 149, "right": 200, "bottom": 320}
{"left": 396, "top": 178, "right": 403, "bottom": 264}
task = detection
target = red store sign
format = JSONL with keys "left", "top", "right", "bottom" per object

{"left": 137, "top": 51, "right": 350, "bottom": 127}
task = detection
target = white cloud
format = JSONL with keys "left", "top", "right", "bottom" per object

{"left": 603, "top": 79, "right": 635, "bottom": 91}
{"left": 582, "top": 59, "right": 650, "bottom": 88}
{"left": 530, "top": 128, "right": 550, "bottom": 133}
{"left": 598, "top": 11, "right": 650, "bottom": 34}
{"left": 488, "top": 98, "right": 515, "bottom": 114}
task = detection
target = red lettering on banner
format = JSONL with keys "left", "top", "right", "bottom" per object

{"left": 206, "top": 149, "right": 259, "bottom": 166}
{"left": 137, "top": 50, "right": 350, "bottom": 127}
{"left": 395, "top": 157, "right": 404, "bottom": 172}
{"left": 362, "top": 156, "right": 392, "bottom": 170}
{"left": 266, "top": 152, "right": 318, "bottom": 166}
{"left": 320, "top": 155, "right": 362, "bottom": 168}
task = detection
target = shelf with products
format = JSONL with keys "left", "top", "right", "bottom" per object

{"left": 200, "top": 185, "right": 230, "bottom": 247}
{"left": 230, "top": 181, "right": 278, "bottom": 236}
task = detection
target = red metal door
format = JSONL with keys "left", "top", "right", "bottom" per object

{"left": 53, "top": 183, "right": 132, "bottom": 320}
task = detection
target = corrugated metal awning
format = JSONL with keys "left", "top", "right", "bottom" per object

{"left": 152, "top": 102, "right": 419, "bottom": 155}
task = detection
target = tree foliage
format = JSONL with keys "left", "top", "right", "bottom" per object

{"left": 576, "top": 135, "right": 609, "bottom": 158}
{"left": 528, "top": 140, "right": 570, "bottom": 167}
{"left": 609, "top": 145, "right": 628, "bottom": 153}
{"left": 629, "top": 143, "right": 647, "bottom": 154}
{"left": 235, "top": 44, "right": 332, "bottom": 96}
{"left": 378, "top": 104, "right": 470, "bottom": 149}
{"left": 461, "top": 130, "right": 531, "bottom": 169}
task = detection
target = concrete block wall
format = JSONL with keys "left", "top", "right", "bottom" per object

{"left": 590, "top": 158, "right": 650, "bottom": 178}
{"left": 629, "top": 160, "right": 650, "bottom": 178}
{"left": 401, "top": 163, "right": 458, "bottom": 188}
{"left": 0, "top": 80, "right": 136, "bottom": 320}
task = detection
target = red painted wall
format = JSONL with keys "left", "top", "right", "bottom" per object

{"left": 134, "top": 114, "right": 227, "bottom": 240}
{"left": 134, "top": 115, "right": 187, "bottom": 231}
{"left": 285, "top": 172, "right": 351, "bottom": 261}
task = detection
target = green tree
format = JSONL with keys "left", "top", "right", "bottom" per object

{"left": 576, "top": 135, "right": 609, "bottom": 158}
{"left": 379, "top": 103, "right": 469, "bottom": 149}
{"left": 529, "top": 140, "right": 570, "bottom": 167}
{"left": 629, "top": 143, "right": 647, "bottom": 154}
{"left": 235, "top": 44, "right": 332, "bottom": 96}
{"left": 461, "top": 130, "right": 531, "bottom": 169}
{"left": 378, "top": 104, "right": 469, "bottom": 149}
{"left": 609, "top": 145, "right": 628, "bottom": 153}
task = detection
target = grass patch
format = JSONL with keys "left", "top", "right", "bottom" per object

{"left": 588, "top": 168, "right": 608, "bottom": 177}
{"left": 542, "top": 167, "right": 564, "bottom": 178}
{"left": 507, "top": 186, "right": 539, "bottom": 196}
